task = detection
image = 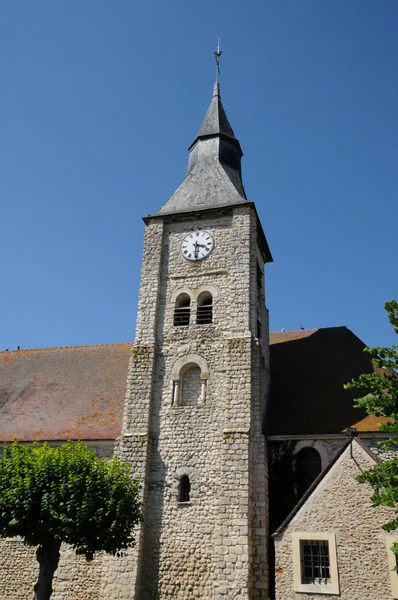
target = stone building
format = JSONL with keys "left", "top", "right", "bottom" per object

{"left": 0, "top": 78, "right": 395, "bottom": 600}
{"left": 273, "top": 437, "right": 398, "bottom": 600}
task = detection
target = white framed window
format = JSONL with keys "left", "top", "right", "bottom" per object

{"left": 386, "top": 535, "right": 398, "bottom": 598}
{"left": 292, "top": 532, "right": 339, "bottom": 594}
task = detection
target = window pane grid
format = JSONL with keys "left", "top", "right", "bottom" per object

{"left": 301, "top": 540, "right": 330, "bottom": 584}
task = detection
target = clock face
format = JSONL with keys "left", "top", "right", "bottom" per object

{"left": 181, "top": 230, "right": 214, "bottom": 261}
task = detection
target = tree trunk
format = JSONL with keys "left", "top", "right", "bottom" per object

{"left": 34, "top": 541, "right": 61, "bottom": 600}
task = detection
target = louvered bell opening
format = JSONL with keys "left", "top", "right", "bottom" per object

{"left": 196, "top": 293, "right": 213, "bottom": 325}
{"left": 174, "top": 294, "right": 191, "bottom": 327}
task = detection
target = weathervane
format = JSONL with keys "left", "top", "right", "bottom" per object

{"left": 214, "top": 38, "right": 222, "bottom": 81}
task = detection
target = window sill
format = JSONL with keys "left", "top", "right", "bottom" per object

{"left": 295, "top": 582, "right": 338, "bottom": 595}
{"left": 177, "top": 501, "right": 192, "bottom": 507}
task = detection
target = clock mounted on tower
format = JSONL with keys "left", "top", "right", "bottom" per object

{"left": 180, "top": 230, "right": 214, "bottom": 261}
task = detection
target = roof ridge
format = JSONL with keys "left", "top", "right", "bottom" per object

{"left": 272, "top": 437, "right": 379, "bottom": 537}
{"left": 355, "top": 437, "right": 383, "bottom": 463}
{"left": 272, "top": 439, "right": 351, "bottom": 537}
{"left": 0, "top": 342, "right": 133, "bottom": 354}
{"left": 270, "top": 325, "right": 347, "bottom": 334}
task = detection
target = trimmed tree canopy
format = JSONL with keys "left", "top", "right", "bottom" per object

{"left": 0, "top": 440, "right": 141, "bottom": 599}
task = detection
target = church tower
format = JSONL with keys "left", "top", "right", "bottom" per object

{"left": 117, "top": 74, "right": 273, "bottom": 600}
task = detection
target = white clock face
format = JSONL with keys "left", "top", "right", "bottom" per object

{"left": 181, "top": 230, "right": 214, "bottom": 261}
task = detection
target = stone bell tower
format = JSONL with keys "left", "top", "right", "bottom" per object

{"left": 113, "top": 76, "right": 273, "bottom": 600}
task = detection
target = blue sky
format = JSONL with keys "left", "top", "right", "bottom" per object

{"left": 1, "top": 0, "right": 396, "bottom": 351}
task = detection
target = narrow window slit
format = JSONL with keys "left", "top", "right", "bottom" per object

{"left": 257, "top": 263, "right": 263, "bottom": 293}
{"left": 179, "top": 475, "right": 191, "bottom": 502}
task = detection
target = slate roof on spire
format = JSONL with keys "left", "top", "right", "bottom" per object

{"left": 190, "top": 82, "right": 238, "bottom": 148}
{"left": 150, "top": 82, "right": 247, "bottom": 218}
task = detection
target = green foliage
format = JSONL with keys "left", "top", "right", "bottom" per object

{"left": 345, "top": 300, "right": 398, "bottom": 444}
{"left": 0, "top": 440, "right": 141, "bottom": 560}
{"left": 344, "top": 300, "right": 398, "bottom": 545}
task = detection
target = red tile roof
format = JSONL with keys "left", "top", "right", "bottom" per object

{"left": 0, "top": 344, "right": 131, "bottom": 441}
{"left": 0, "top": 327, "right": 386, "bottom": 442}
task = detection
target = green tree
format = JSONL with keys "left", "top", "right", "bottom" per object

{"left": 345, "top": 300, "right": 398, "bottom": 551}
{"left": 0, "top": 440, "right": 141, "bottom": 600}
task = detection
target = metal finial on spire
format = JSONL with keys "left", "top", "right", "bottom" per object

{"left": 214, "top": 38, "right": 222, "bottom": 81}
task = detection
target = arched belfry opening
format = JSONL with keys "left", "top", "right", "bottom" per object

{"left": 174, "top": 293, "right": 191, "bottom": 327}
{"left": 196, "top": 291, "right": 213, "bottom": 324}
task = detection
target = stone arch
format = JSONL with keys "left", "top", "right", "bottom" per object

{"left": 172, "top": 466, "right": 196, "bottom": 503}
{"left": 193, "top": 284, "right": 220, "bottom": 301}
{"left": 171, "top": 354, "right": 209, "bottom": 406}
{"left": 170, "top": 286, "right": 195, "bottom": 305}
{"left": 171, "top": 354, "right": 209, "bottom": 381}
{"left": 293, "top": 440, "right": 328, "bottom": 469}
{"left": 294, "top": 442, "right": 324, "bottom": 499}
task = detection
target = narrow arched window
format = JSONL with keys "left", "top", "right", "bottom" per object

{"left": 295, "top": 447, "right": 322, "bottom": 499}
{"left": 179, "top": 475, "right": 191, "bottom": 502}
{"left": 196, "top": 292, "right": 213, "bottom": 325}
{"left": 174, "top": 293, "right": 191, "bottom": 327}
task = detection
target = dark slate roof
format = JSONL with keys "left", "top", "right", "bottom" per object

{"left": 0, "top": 344, "right": 131, "bottom": 441}
{"left": 150, "top": 82, "right": 247, "bottom": 218}
{"left": 150, "top": 157, "right": 247, "bottom": 217}
{"left": 272, "top": 438, "right": 380, "bottom": 536}
{"left": 192, "top": 82, "right": 238, "bottom": 145}
{"left": 267, "top": 327, "right": 386, "bottom": 435}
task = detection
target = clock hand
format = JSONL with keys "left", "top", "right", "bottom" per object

{"left": 194, "top": 242, "right": 199, "bottom": 258}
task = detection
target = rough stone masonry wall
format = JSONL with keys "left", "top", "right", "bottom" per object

{"left": 100, "top": 218, "right": 165, "bottom": 600}
{"left": 274, "top": 441, "right": 394, "bottom": 600}
{"left": 0, "top": 539, "right": 105, "bottom": 600}
{"left": 114, "top": 205, "right": 270, "bottom": 600}
{"left": 0, "top": 539, "right": 37, "bottom": 600}
{"left": 248, "top": 207, "right": 269, "bottom": 598}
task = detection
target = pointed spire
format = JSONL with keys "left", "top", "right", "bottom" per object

{"left": 189, "top": 81, "right": 239, "bottom": 150}
{"left": 150, "top": 53, "right": 247, "bottom": 218}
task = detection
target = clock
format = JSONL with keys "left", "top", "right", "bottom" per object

{"left": 181, "top": 230, "right": 214, "bottom": 261}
